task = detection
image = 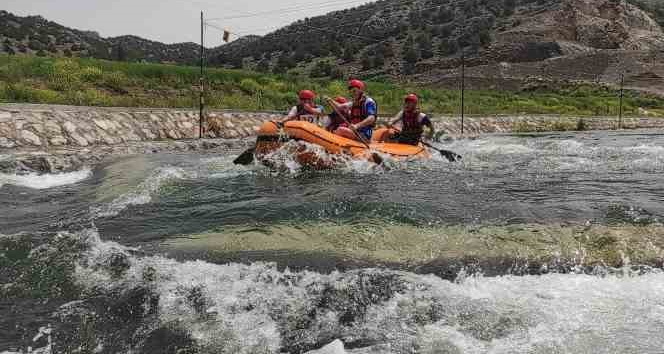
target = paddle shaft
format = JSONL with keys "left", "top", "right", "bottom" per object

{"left": 327, "top": 99, "right": 374, "bottom": 149}
{"left": 386, "top": 125, "right": 460, "bottom": 162}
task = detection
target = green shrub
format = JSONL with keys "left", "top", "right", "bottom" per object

{"left": 102, "top": 71, "right": 129, "bottom": 92}
{"left": 80, "top": 66, "right": 104, "bottom": 82}
{"left": 48, "top": 59, "right": 82, "bottom": 91}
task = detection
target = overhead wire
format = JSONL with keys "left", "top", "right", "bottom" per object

{"left": 228, "top": 0, "right": 470, "bottom": 37}
{"left": 205, "top": 0, "right": 374, "bottom": 21}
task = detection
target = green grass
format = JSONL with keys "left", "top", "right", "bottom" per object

{"left": 1, "top": 54, "right": 663, "bottom": 117}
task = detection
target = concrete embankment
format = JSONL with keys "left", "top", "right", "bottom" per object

{"left": 1, "top": 103, "right": 663, "bottom": 173}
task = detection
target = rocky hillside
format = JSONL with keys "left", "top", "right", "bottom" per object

{"left": 628, "top": 0, "right": 664, "bottom": 26}
{"left": 209, "top": 0, "right": 664, "bottom": 82}
{"left": 0, "top": 10, "right": 200, "bottom": 64}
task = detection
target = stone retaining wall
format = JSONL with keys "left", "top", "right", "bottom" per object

{"left": 435, "top": 115, "right": 664, "bottom": 134}
{"left": 0, "top": 104, "right": 281, "bottom": 150}
{"left": 1, "top": 104, "right": 663, "bottom": 150}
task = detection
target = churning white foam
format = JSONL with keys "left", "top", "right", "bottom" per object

{"left": 67, "top": 229, "right": 664, "bottom": 354}
{"left": 0, "top": 169, "right": 91, "bottom": 189}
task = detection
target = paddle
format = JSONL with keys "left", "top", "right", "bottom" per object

{"left": 421, "top": 141, "right": 462, "bottom": 162}
{"left": 233, "top": 146, "right": 256, "bottom": 165}
{"left": 325, "top": 97, "right": 383, "bottom": 165}
{"left": 386, "top": 125, "right": 462, "bottom": 162}
{"left": 233, "top": 120, "right": 282, "bottom": 165}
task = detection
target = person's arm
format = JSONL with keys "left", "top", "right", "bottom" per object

{"left": 422, "top": 114, "right": 435, "bottom": 140}
{"left": 302, "top": 104, "right": 324, "bottom": 116}
{"left": 387, "top": 111, "right": 403, "bottom": 128}
{"left": 281, "top": 106, "right": 299, "bottom": 123}
{"left": 325, "top": 98, "right": 350, "bottom": 120}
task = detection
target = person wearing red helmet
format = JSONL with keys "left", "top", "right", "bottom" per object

{"left": 322, "top": 96, "right": 350, "bottom": 132}
{"left": 326, "top": 79, "right": 377, "bottom": 141}
{"left": 281, "top": 89, "right": 324, "bottom": 124}
{"left": 382, "top": 93, "right": 435, "bottom": 145}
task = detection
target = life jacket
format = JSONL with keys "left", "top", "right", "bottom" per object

{"left": 327, "top": 111, "right": 346, "bottom": 131}
{"left": 399, "top": 110, "right": 424, "bottom": 145}
{"left": 349, "top": 95, "right": 375, "bottom": 126}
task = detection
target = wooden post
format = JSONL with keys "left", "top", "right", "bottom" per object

{"left": 460, "top": 50, "right": 465, "bottom": 135}
{"left": 618, "top": 73, "right": 624, "bottom": 129}
{"left": 199, "top": 11, "right": 205, "bottom": 139}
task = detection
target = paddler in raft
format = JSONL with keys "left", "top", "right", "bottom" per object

{"left": 280, "top": 89, "right": 325, "bottom": 124}
{"left": 325, "top": 79, "right": 377, "bottom": 142}
{"left": 374, "top": 93, "right": 435, "bottom": 145}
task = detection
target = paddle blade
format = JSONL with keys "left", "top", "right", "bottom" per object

{"left": 233, "top": 147, "right": 256, "bottom": 165}
{"left": 439, "top": 149, "right": 461, "bottom": 162}
{"left": 369, "top": 152, "right": 384, "bottom": 165}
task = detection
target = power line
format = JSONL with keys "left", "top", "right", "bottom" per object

{"left": 228, "top": 0, "right": 470, "bottom": 37}
{"left": 206, "top": 0, "right": 372, "bottom": 21}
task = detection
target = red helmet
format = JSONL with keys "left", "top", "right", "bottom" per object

{"left": 334, "top": 96, "right": 348, "bottom": 104}
{"left": 348, "top": 79, "right": 366, "bottom": 91}
{"left": 298, "top": 90, "right": 316, "bottom": 100}
{"left": 405, "top": 93, "right": 418, "bottom": 103}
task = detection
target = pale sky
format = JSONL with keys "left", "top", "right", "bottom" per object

{"left": 3, "top": 0, "right": 371, "bottom": 47}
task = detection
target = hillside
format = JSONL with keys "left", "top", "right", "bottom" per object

{"left": 210, "top": 0, "right": 664, "bottom": 84}
{"left": 628, "top": 0, "right": 664, "bottom": 26}
{"left": 0, "top": 10, "right": 200, "bottom": 64}
{"left": 1, "top": 0, "right": 663, "bottom": 91}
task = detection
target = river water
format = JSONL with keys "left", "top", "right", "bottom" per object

{"left": 2, "top": 130, "right": 664, "bottom": 353}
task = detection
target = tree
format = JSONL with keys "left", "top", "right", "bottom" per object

{"left": 113, "top": 45, "right": 127, "bottom": 61}
{"left": 504, "top": 0, "right": 516, "bottom": 16}
{"left": 342, "top": 43, "right": 357, "bottom": 62}
{"left": 436, "top": 7, "right": 453, "bottom": 23}
{"left": 293, "top": 45, "right": 306, "bottom": 62}
{"left": 28, "top": 39, "right": 45, "bottom": 51}
{"left": 402, "top": 35, "right": 419, "bottom": 64}
{"left": 3, "top": 40, "right": 14, "bottom": 55}
{"left": 361, "top": 51, "right": 373, "bottom": 70}
{"left": 479, "top": 29, "right": 492, "bottom": 46}
{"left": 311, "top": 60, "right": 332, "bottom": 77}
{"left": 439, "top": 39, "right": 459, "bottom": 55}
{"left": 256, "top": 58, "right": 270, "bottom": 73}
{"left": 374, "top": 50, "right": 385, "bottom": 67}
{"left": 402, "top": 35, "right": 419, "bottom": 74}
{"left": 330, "top": 65, "right": 345, "bottom": 79}
{"left": 417, "top": 33, "right": 433, "bottom": 59}
{"left": 274, "top": 53, "right": 295, "bottom": 74}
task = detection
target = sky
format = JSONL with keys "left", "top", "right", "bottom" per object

{"left": 3, "top": 0, "right": 371, "bottom": 47}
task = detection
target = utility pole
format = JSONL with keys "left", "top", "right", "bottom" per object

{"left": 460, "top": 50, "right": 465, "bottom": 135}
{"left": 618, "top": 73, "right": 624, "bottom": 129}
{"left": 199, "top": 11, "right": 205, "bottom": 139}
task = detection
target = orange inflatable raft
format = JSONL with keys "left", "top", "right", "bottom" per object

{"left": 254, "top": 121, "right": 430, "bottom": 168}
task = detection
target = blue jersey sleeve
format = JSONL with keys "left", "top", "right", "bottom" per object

{"left": 365, "top": 100, "right": 377, "bottom": 116}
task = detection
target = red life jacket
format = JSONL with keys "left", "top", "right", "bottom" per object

{"left": 350, "top": 95, "right": 369, "bottom": 125}
{"left": 399, "top": 109, "right": 424, "bottom": 144}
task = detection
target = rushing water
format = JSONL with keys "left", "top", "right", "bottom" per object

{"left": 2, "top": 130, "right": 664, "bottom": 353}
